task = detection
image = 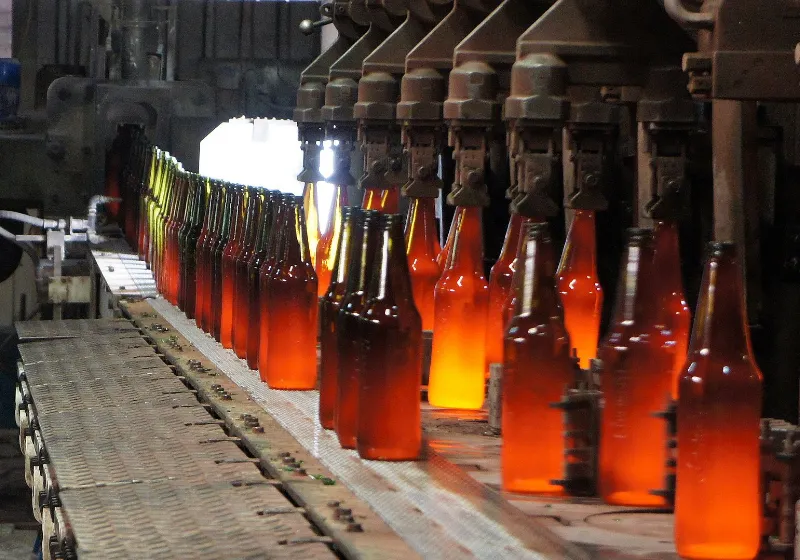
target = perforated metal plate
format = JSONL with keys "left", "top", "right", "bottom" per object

{"left": 59, "top": 479, "right": 334, "bottom": 560}
{"left": 17, "top": 318, "right": 336, "bottom": 560}
{"left": 22, "top": 358, "right": 174, "bottom": 385}
{"left": 15, "top": 319, "right": 141, "bottom": 341}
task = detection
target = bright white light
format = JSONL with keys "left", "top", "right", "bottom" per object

{"left": 317, "top": 140, "right": 336, "bottom": 235}
{"left": 199, "top": 117, "right": 304, "bottom": 194}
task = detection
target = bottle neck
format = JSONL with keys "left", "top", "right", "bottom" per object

{"left": 331, "top": 211, "right": 355, "bottom": 287}
{"left": 372, "top": 218, "right": 416, "bottom": 304}
{"left": 517, "top": 225, "right": 557, "bottom": 317}
{"left": 284, "top": 197, "right": 313, "bottom": 265}
{"left": 690, "top": 244, "right": 752, "bottom": 355}
{"left": 405, "top": 198, "right": 438, "bottom": 258}
{"left": 497, "top": 213, "right": 525, "bottom": 266}
{"left": 653, "top": 220, "right": 684, "bottom": 294}
{"left": 558, "top": 210, "right": 598, "bottom": 277}
{"left": 610, "top": 230, "right": 659, "bottom": 326}
{"left": 350, "top": 214, "right": 379, "bottom": 294}
{"left": 446, "top": 206, "right": 484, "bottom": 276}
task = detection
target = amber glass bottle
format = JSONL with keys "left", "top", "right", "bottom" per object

{"left": 233, "top": 189, "right": 262, "bottom": 359}
{"left": 316, "top": 185, "right": 349, "bottom": 297}
{"left": 404, "top": 197, "right": 440, "bottom": 331}
{"left": 428, "top": 206, "right": 490, "bottom": 410}
{"left": 247, "top": 192, "right": 277, "bottom": 370}
{"left": 336, "top": 210, "right": 380, "bottom": 448}
{"left": 211, "top": 184, "right": 234, "bottom": 340}
{"left": 653, "top": 220, "right": 691, "bottom": 397}
{"left": 196, "top": 181, "right": 219, "bottom": 332}
{"left": 362, "top": 186, "right": 400, "bottom": 214}
{"left": 166, "top": 172, "right": 187, "bottom": 305}
{"left": 264, "top": 196, "right": 318, "bottom": 389}
{"left": 358, "top": 214, "right": 423, "bottom": 460}
{"left": 258, "top": 194, "right": 291, "bottom": 378}
{"left": 303, "top": 182, "right": 321, "bottom": 269}
{"left": 502, "top": 222, "right": 573, "bottom": 493}
{"left": 674, "top": 243, "right": 762, "bottom": 560}
{"left": 220, "top": 186, "right": 247, "bottom": 348}
{"left": 557, "top": 210, "right": 603, "bottom": 369}
{"left": 485, "top": 213, "right": 525, "bottom": 373}
{"left": 182, "top": 175, "right": 206, "bottom": 319}
{"left": 318, "top": 207, "right": 358, "bottom": 429}
{"left": 598, "top": 228, "right": 672, "bottom": 507}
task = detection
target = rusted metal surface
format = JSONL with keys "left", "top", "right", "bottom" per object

{"left": 121, "top": 299, "right": 422, "bottom": 560}
{"left": 15, "top": 318, "right": 140, "bottom": 341}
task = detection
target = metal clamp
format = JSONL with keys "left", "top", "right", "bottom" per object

{"left": 447, "top": 126, "right": 489, "bottom": 207}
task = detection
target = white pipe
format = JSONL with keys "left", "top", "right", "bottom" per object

{"left": 663, "top": 0, "right": 714, "bottom": 29}
{"left": 0, "top": 210, "right": 61, "bottom": 229}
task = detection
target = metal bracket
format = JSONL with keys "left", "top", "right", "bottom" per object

{"left": 447, "top": 126, "right": 489, "bottom": 207}
{"left": 358, "top": 124, "right": 390, "bottom": 189}
{"left": 508, "top": 127, "right": 560, "bottom": 218}
{"left": 642, "top": 124, "right": 691, "bottom": 220}
{"left": 566, "top": 126, "right": 614, "bottom": 211}
{"left": 402, "top": 125, "right": 443, "bottom": 198}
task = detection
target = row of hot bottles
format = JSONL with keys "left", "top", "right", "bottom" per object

{"left": 122, "top": 147, "right": 761, "bottom": 560}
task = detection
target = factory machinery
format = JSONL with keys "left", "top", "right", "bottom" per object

{"left": 8, "top": 0, "right": 800, "bottom": 559}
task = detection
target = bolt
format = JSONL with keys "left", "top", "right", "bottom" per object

{"left": 346, "top": 523, "right": 364, "bottom": 533}
{"left": 334, "top": 507, "right": 352, "bottom": 520}
{"left": 252, "top": 426, "right": 264, "bottom": 433}
{"left": 327, "top": 501, "right": 340, "bottom": 508}
{"left": 108, "top": 266, "right": 115, "bottom": 272}
{"left": 583, "top": 173, "right": 599, "bottom": 188}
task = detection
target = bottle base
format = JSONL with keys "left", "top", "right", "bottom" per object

{"left": 676, "top": 542, "right": 758, "bottom": 560}
{"left": 602, "top": 491, "right": 667, "bottom": 508}
{"left": 502, "top": 479, "right": 563, "bottom": 495}
{"left": 357, "top": 446, "right": 421, "bottom": 462}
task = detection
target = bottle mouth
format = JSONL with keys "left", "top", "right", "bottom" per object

{"left": 707, "top": 241, "right": 738, "bottom": 257}
{"left": 524, "top": 220, "right": 550, "bottom": 238}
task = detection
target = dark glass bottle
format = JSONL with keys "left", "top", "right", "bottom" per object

{"left": 557, "top": 210, "right": 603, "bottom": 370}
{"left": 502, "top": 222, "right": 573, "bottom": 493}
{"left": 404, "top": 197, "right": 440, "bottom": 332}
{"left": 211, "top": 183, "right": 234, "bottom": 340}
{"left": 598, "top": 228, "right": 672, "bottom": 507}
{"left": 258, "top": 194, "right": 291, "bottom": 378}
{"left": 246, "top": 191, "right": 277, "bottom": 370}
{"left": 182, "top": 175, "right": 206, "bottom": 319}
{"left": 485, "top": 212, "right": 525, "bottom": 375}
{"left": 220, "top": 186, "right": 246, "bottom": 348}
{"left": 428, "top": 206, "right": 490, "bottom": 410}
{"left": 318, "top": 207, "right": 359, "bottom": 429}
{"left": 264, "top": 196, "right": 318, "bottom": 389}
{"left": 336, "top": 210, "right": 380, "bottom": 448}
{"left": 233, "top": 189, "right": 262, "bottom": 359}
{"left": 316, "top": 185, "right": 349, "bottom": 298}
{"left": 165, "top": 171, "right": 187, "bottom": 305}
{"left": 653, "top": 220, "right": 691, "bottom": 397}
{"left": 358, "top": 214, "right": 423, "bottom": 460}
{"left": 138, "top": 147, "right": 158, "bottom": 262}
{"left": 177, "top": 174, "right": 195, "bottom": 309}
{"left": 196, "top": 180, "right": 219, "bottom": 332}
{"left": 362, "top": 186, "right": 400, "bottom": 214}
{"left": 674, "top": 243, "right": 762, "bottom": 560}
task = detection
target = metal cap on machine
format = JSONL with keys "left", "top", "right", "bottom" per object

{"left": 322, "top": 77, "right": 359, "bottom": 123}
{"left": 397, "top": 67, "right": 445, "bottom": 122}
{"left": 443, "top": 61, "right": 499, "bottom": 123}
{"left": 353, "top": 71, "right": 397, "bottom": 121}
{"left": 505, "top": 53, "right": 569, "bottom": 122}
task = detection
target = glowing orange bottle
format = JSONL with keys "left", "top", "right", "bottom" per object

{"left": 336, "top": 210, "right": 380, "bottom": 448}
{"left": 362, "top": 186, "right": 400, "bottom": 213}
{"left": 358, "top": 214, "right": 423, "bottom": 460}
{"left": 674, "top": 242, "right": 762, "bottom": 560}
{"left": 264, "top": 196, "right": 318, "bottom": 389}
{"left": 503, "top": 222, "right": 573, "bottom": 493}
{"left": 598, "top": 228, "right": 672, "bottom": 507}
{"left": 428, "top": 206, "right": 489, "bottom": 410}
{"left": 404, "top": 197, "right": 440, "bottom": 331}
{"left": 653, "top": 220, "right": 691, "bottom": 397}
{"left": 436, "top": 209, "right": 459, "bottom": 269}
{"left": 485, "top": 213, "right": 525, "bottom": 373}
{"left": 232, "top": 190, "right": 262, "bottom": 359}
{"left": 316, "top": 185, "right": 348, "bottom": 297}
{"left": 557, "top": 210, "right": 603, "bottom": 369}
{"left": 318, "top": 208, "right": 359, "bottom": 429}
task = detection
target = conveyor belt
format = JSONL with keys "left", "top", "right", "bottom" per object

{"left": 15, "top": 319, "right": 337, "bottom": 560}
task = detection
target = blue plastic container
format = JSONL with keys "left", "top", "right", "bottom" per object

{"left": 0, "top": 58, "right": 21, "bottom": 121}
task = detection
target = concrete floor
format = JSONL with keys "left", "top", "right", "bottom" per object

{"left": 0, "top": 524, "right": 36, "bottom": 560}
